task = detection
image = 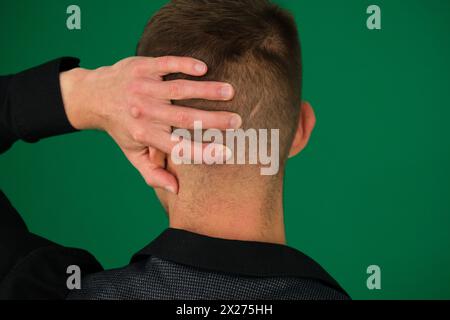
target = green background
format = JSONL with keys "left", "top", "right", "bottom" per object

{"left": 1, "top": 0, "right": 449, "bottom": 300}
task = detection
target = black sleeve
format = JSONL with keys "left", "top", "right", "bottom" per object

{"left": 0, "top": 191, "right": 103, "bottom": 300}
{"left": 0, "top": 57, "right": 80, "bottom": 153}
{"left": 0, "top": 58, "right": 103, "bottom": 299}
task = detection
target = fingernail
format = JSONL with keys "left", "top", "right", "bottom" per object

{"left": 165, "top": 185, "right": 177, "bottom": 194}
{"left": 229, "top": 115, "right": 242, "bottom": 129}
{"left": 220, "top": 85, "right": 234, "bottom": 99}
{"left": 215, "top": 145, "right": 233, "bottom": 161}
{"left": 195, "top": 63, "right": 207, "bottom": 74}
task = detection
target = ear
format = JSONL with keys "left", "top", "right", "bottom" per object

{"left": 289, "top": 101, "right": 316, "bottom": 158}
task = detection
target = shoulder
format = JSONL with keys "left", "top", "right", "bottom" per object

{"left": 0, "top": 243, "right": 102, "bottom": 299}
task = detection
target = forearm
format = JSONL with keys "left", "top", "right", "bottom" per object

{"left": 1, "top": 55, "right": 239, "bottom": 193}
{"left": 0, "top": 58, "right": 80, "bottom": 154}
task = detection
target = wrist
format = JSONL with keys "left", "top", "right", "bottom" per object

{"left": 60, "top": 67, "right": 102, "bottom": 130}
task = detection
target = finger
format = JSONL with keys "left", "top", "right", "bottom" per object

{"left": 168, "top": 137, "right": 233, "bottom": 165}
{"left": 135, "top": 131, "right": 232, "bottom": 163}
{"left": 139, "top": 103, "right": 242, "bottom": 130}
{"left": 159, "top": 80, "right": 235, "bottom": 101}
{"left": 136, "top": 79, "right": 234, "bottom": 101}
{"left": 151, "top": 56, "right": 209, "bottom": 77}
{"left": 132, "top": 150, "right": 178, "bottom": 194}
{"left": 144, "top": 166, "right": 179, "bottom": 194}
{"left": 148, "top": 146, "right": 166, "bottom": 168}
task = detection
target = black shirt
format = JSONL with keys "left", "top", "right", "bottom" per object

{"left": 0, "top": 58, "right": 349, "bottom": 300}
{"left": 68, "top": 229, "right": 348, "bottom": 300}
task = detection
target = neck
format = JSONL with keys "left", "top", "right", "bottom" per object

{"left": 167, "top": 177, "right": 286, "bottom": 245}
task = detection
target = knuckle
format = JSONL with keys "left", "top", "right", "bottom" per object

{"left": 132, "top": 129, "right": 146, "bottom": 144}
{"left": 156, "top": 56, "right": 171, "bottom": 71}
{"left": 175, "top": 110, "right": 191, "bottom": 128}
{"left": 168, "top": 82, "right": 183, "bottom": 98}
{"left": 129, "top": 60, "right": 144, "bottom": 76}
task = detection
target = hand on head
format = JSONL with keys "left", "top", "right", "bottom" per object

{"left": 61, "top": 56, "right": 242, "bottom": 194}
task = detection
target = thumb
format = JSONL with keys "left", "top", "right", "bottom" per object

{"left": 127, "top": 148, "right": 179, "bottom": 194}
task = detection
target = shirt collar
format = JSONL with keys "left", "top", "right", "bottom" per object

{"left": 132, "top": 228, "right": 348, "bottom": 296}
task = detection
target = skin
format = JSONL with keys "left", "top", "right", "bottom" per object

{"left": 60, "top": 56, "right": 315, "bottom": 245}
{"left": 156, "top": 102, "right": 316, "bottom": 244}
{"left": 60, "top": 56, "right": 242, "bottom": 194}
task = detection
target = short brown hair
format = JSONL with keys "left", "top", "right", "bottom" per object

{"left": 137, "top": 0, "right": 302, "bottom": 162}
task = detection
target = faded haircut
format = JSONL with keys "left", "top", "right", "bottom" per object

{"left": 137, "top": 0, "right": 302, "bottom": 163}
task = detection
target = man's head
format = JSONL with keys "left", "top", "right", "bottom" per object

{"left": 137, "top": 0, "right": 315, "bottom": 222}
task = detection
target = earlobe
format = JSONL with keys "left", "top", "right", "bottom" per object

{"left": 288, "top": 102, "right": 316, "bottom": 158}
{"left": 288, "top": 123, "right": 303, "bottom": 158}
